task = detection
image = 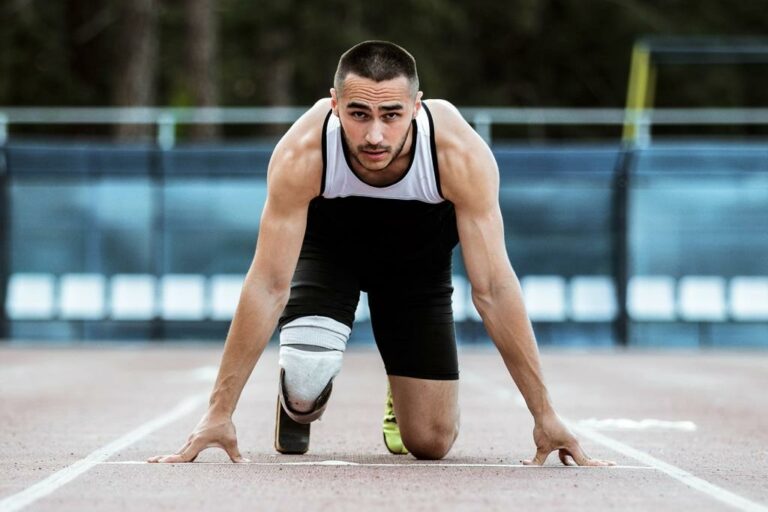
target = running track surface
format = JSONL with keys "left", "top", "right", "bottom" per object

{"left": 1, "top": 344, "right": 766, "bottom": 512}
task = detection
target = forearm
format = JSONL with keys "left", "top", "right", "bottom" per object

{"left": 473, "top": 276, "right": 554, "bottom": 420}
{"left": 208, "top": 279, "right": 289, "bottom": 417}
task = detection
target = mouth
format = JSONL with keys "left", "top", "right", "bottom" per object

{"left": 361, "top": 149, "right": 389, "bottom": 161}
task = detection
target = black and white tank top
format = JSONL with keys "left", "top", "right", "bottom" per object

{"left": 304, "top": 103, "right": 459, "bottom": 261}
{"left": 320, "top": 104, "right": 444, "bottom": 203}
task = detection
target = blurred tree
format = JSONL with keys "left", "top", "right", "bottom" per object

{"left": 0, "top": 1, "right": 89, "bottom": 105}
{"left": 66, "top": 0, "right": 117, "bottom": 104}
{"left": 185, "top": 0, "right": 220, "bottom": 138}
{"left": 112, "top": 0, "right": 158, "bottom": 139}
{"left": 2, "top": 0, "right": 768, "bottom": 140}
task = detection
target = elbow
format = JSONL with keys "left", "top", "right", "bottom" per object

{"left": 471, "top": 286, "right": 493, "bottom": 318}
{"left": 266, "top": 277, "right": 291, "bottom": 304}
{"left": 242, "top": 274, "right": 291, "bottom": 309}
{"left": 263, "top": 282, "right": 291, "bottom": 309}
{"left": 271, "top": 286, "right": 291, "bottom": 310}
{"left": 470, "top": 272, "right": 519, "bottom": 317}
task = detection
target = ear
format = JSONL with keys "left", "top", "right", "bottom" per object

{"left": 413, "top": 91, "right": 424, "bottom": 118}
{"left": 330, "top": 88, "right": 339, "bottom": 116}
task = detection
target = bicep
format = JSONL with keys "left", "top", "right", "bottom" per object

{"left": 241, "top": 99, "right": 325, "bottom": 295}
{"left": 246, "top": 141, "right": 318, "bottom": 293}
{"left": 430, "top": 99, "right": 517, "bottom": 296}
{"left": 449, "top": 137, "right": 515, "bottom": 296}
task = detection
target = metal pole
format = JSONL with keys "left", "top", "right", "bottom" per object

{"left": 157, "top": 113, "right": 176, "bottom": 150}
{"left": 611, "top": 145, "right": 633, "bottom": 347}
{"left": 149, "top": 142, "right": 166, "bottom": 341}
{"left": 0, "top": 114, "right": 8, "bottom": 146}
{"left": 623, "top": 44, "right": 648, "bottom": 142}
{"left": 0, "top": 138, "right": 10, "bottom": 340}
{"left": 472, "top": 112, "right": 492, "bottom": 145}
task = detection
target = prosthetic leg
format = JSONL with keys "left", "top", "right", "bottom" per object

{"left": 274, "top": 316, "right": 350, "bottom": 454}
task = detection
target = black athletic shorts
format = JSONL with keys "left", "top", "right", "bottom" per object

{"left": 278, "top": 239, "right": 459, "bottom": 380}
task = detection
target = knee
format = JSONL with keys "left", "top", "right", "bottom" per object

{"left": 402, "top": 421, "right": 459, "bottom": 460}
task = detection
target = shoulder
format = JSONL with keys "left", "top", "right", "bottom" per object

{"left": 424, "top": 99, "right": 467, "bottom": 136}
{"left": 423, "top": 99, "right": 498, "bottom": 207}
{"left": 268, "top": 98, "right": 332, "bottom": 201}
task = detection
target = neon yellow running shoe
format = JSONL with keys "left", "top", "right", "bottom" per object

{"left": 382, "top": 385, "right": 408, "bottom": 455}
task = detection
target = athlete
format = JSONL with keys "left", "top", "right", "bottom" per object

{"left": 149, "top": 41, "right": 614, "bottom": 466}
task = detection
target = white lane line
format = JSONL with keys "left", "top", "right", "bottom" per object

{"left": 568, "top": 424, "right": 768, "bottom": 512}
{"left": 97, "top": 460, "right": 653, "bottom": 469}
{"left": 577, "top": 418, "right": 697, "bottom": 432}
{"left": 0, "top": 394, "right": 207, "bottom": 512}
{"left": 462, "top": 370, "right": 768, "bottom": 512}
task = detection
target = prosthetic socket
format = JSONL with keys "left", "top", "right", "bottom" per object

{"left": 278, "top": 316, "right": 350, "bottom": 423}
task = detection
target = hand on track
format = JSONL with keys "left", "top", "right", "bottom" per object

{"left": 148, "top": 413, "right": 249, "bottom": 463}
{"left": 522, "top": 412, "right": 614, "bottom": 467}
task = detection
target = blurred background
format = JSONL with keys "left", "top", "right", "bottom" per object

{"left": 1, "top": 0, "right": 767, "bottom": 347}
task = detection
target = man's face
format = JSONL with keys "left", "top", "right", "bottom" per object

{"left": 331, "top": 73, "right": 422, "bottom": 173}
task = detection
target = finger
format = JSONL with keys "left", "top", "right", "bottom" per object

{"left": 223, "top": 438, "right": 250, "bottom": 463}
{"left": 153, "top": 453, "right": 190, "bottom": 463}
{"left": 173, "top": 436, "right": 208, "bottom": 462}
{"left": 566, "top": 443, "right": 615, "bottom": 467}
{"left": 558, "top": 448, "right": 576, "bottom": 467}
{"left": 564, "top": 441, "right": 591, "bottom": 466}
{"left": 522, "top": 446, "right": 550, "bottom": 466}
{"left": 582, "top": 456, "right": 613, "bottom": 467}
{"left": 147, "top": 453, "right": 189, "bottom": 463}
{"left": 152, "top": 437, "right": 206, "bottom": 463}
{"left": 174, "top": 439, "right": 192, "bottom": 456}
{"left": 153, "top": 448, "right": 203, "bottom": 463}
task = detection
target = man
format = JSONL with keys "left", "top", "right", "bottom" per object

{"left": 149, "top": 41, "right": 613, "bottom": 466}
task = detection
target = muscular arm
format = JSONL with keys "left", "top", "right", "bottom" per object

{"left": 430, "top": 100, "right": 553, "bottom": 418}
{"left": 207, "top": 175, "right": 309, "bottom": 417}
{"left": 209, "top": 101, "right": 328, "bottom": 416}
{"left": 429, "top": 100, "right": 613, "bottom": 466}
{"left": 149, "top": 100, "right": 330, "bottom": 463}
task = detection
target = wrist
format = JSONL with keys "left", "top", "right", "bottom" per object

{"left": 208, "top": 393, "right": 235, "bottom": 419}
{"left": 528, "top": 397, "right": 555, "bottom": 422}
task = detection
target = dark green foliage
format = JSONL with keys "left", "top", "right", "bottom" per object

{"left": 2, "top": 0, "right": 767, "bottom": 108}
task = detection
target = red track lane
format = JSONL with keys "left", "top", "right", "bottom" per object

{"left": 1, "top": 345, "right": 766, "bottom": 512}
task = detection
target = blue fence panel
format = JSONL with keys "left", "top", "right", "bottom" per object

{"left": 2, "top": 140, "right": 767, "bottom": 346}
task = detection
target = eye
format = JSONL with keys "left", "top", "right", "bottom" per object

{"left": 350, "top": 111, "right": 369, "bottom": 120}
{"left": 383, "top": 112, "right": 401, "bottom": 120}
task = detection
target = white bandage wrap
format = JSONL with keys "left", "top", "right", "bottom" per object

{"left": 279, "top": 316, "right": 351, "bottom": 414}
{"left": 279, "top": 315, "right": 350, "bottom": 351}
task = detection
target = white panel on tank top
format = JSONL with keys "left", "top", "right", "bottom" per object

{"left": 322, "top": 107, "right": 443, "bottom": 204}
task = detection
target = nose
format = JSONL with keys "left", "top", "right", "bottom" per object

{"left": 365, "top": 122, "right": 384, "bottom": 146}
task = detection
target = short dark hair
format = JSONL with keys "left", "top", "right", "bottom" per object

{"left": 334, "top": 40, "right": 419, "bottom": 97}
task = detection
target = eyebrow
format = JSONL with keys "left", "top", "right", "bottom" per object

{"left": 346, "top": 101, "right": 404, "bottom": 112}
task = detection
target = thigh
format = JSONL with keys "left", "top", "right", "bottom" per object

{"left": 389, "top": 375, "right": 459, "bottom": 459}
{"left": 389, "top": 375, "right": 459, "bottom": 424}
{"left": 279, "top": 239, "right": 361, "bottom": 330}
{"left": 367, "top": 251, "right": 458, "bottom": 380}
